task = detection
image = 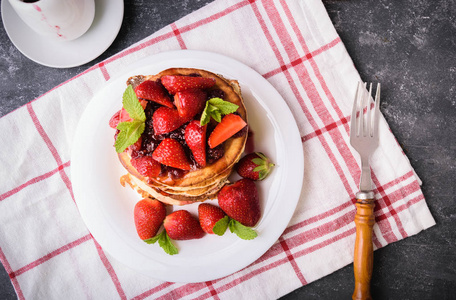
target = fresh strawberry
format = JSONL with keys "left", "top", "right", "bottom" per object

{"left": 236, "top": 152, "right": 274, "bottom": 181}
{"left": 164, "top": 210, "right": 205, "bottom": 240}
{"left": 119, "top": 100, "right": 148, "bottom": 123}
{"left": 185, "top": 120, "right": 207, "bottom": 167}
{"left": 109, "top": 110, "right": 121, "bottom": 128}
{"left": 134, "top": 198, "right": 166, "bottom": 240}
{"left": 135, "top": 80, "right": 174, "bottom": 108}
{"left": 152, "top": 107, "right": 185, "bottom": 135}
{"left": 161, "top": 75, "right": 216, "bottom": 94}
{"left": 207, "top": 113, "right": 247, "bottom": 148}
{"left": 198, "top": 203, "right": 227, "bottom": 234}
{"left": 217, "top": 178, "right": 261, "bottom": 227}
{"left": 131, "top": 155, "right": 161, "bottom": 178}
{"left": 174, "top": 89, "right": 206, "bottom": 122}
{"left": 152, "top": 138, "right": 191, "bottom": 170}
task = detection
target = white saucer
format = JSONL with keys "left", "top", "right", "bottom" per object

{"left": 1, "top": 0, "right": 124, "bottom": 68}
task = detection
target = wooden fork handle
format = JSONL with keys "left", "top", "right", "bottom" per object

{"left": 352, "top": 197, "right": 375, "bottom": 300}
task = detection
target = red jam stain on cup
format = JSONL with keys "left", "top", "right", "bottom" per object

{"left": 29, "top": 2, "right": 67, "bottom": 39}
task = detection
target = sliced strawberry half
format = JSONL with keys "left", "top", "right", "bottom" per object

{"left": 135, "top": 80, "right": 174, "bottom": 108}
{"left": 131, "top": 155, "right": 161, "bottom": 178}
{"left": 185, "top": 120, "right": 207, "bottom": 167}
{"left": 161, "top": 75, "right": 216, "bottom": 94}
{"left": 207, "top": 113, "right": 247, "bottom": 148}
{"left": 152, "top": 107, "right": 185, "bottom": 135}
{"left": 152, "top": 138, "right": 191, "bottom": 170}
{"left": 174, "top": 89, "right": 207, "bottom": 122}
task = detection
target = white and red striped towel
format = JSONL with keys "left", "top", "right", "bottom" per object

{"left": 0, "top": 0, "right": 435, "bottom": 299}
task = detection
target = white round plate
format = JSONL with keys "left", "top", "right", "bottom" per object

{"left": 1, "top": 0, "right": 123, "bottom": 68}
{"left": 71, "top": 50, "right": 304, "bottom": 283}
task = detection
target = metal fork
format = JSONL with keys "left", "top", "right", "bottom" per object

{"left": 350, "top": 82, "right": 381, "bottom": 300}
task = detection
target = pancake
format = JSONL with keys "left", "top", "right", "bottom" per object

{"left": 120, "top": 173, "right": 227, "bottom": 206}
{"left": 115, "top": 68, "right": 248, "bottom": 205}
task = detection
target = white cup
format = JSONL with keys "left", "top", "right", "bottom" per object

{"left": 8, "top": 0, "right": 95, "bottom": 41}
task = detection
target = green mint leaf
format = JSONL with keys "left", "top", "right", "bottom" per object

{"left": 116, "top": 122, "right": 131, "bottom": 131}
{"left": 208, "top": 98, "right": 239, "bottom": 115}
{"left": 124, "top": 119, "right": 145, "bottom": 136}
{"left": 115, "top": 120, "right": 145, "bottom": 153}
{"left": 143, "top": 231, "right": 178, "bottom": 255}
{"left": 228, "top": 219, "right": 258, "bottom": 240}
{"left": 211, "top": 109, "right": 222, "bottom": 123}
{"left": 212, "top": 216, "right": 230, "bottom": 236}
{"left": 114, "top": 129, "right": 129, "bottom": 153}
{"left": 143, "top": 234, "right": 161, "bottom": 244}
{"left": 200, "top": 97, "right": 239, "bottom": 126}
{"left": 123, "top": 85, "right": 145, "bottom": 122}
{"left": 156, "top": 231, "right": 178, "bottom": 255}
{"left": 114, "top": 86, "right": 147, "bottom": 153}
{"left": 200, "top": 101, "right": 211, "bottom": 126}
{"left": 206, "top": 104, "right": 222, "bottom": 122}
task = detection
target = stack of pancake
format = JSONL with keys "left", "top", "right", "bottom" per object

{"left": 117, "top": 68, "right": 248, "bottom": 205}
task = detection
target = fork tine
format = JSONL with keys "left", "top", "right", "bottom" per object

{"left": 359, "top": 82, "right": 368, "bottom": 136}
{"left": 366, "top": 83, "right": 373, "bottom": 137}
{"left": 351, "top": 81, "right": 362, "bottom": 137}
{"left": 373, "top": 83, "right": 381, "bottom": 136}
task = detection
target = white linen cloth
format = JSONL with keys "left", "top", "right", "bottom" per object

{"left": 0, "top": 0, "right": 435, "bottom": 299}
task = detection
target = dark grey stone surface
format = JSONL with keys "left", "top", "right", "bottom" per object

{"left": 1, "top": 0, "right": 455, "bottom": 299}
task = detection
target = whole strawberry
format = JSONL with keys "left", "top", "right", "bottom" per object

{"left": 207, "top": 113, "right": 247, "bottom": 148}
{"left": 236, "top": 152, "right": 274, "bottom": 180}
{"left": 198, "top": 203, "right": 227, "bottom": 234}
{"left": 134, "top": 198, "right": 166, "bottom": 241}
{"left": 218, "top": 178, "right": 261, "bottom": 227}
{"left": 185, "top": 120, "right": 207, "bottom": 167}
{"left": 164, "top": 210, "right": 205, "bottom": 240}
